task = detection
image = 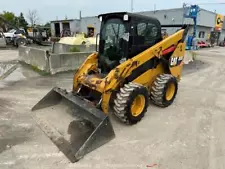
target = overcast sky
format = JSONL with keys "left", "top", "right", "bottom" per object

{"left": 0, "top": 0, "right": 225, "bottom": 24}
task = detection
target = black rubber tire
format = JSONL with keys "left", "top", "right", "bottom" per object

{"left": 16, "top": 38, "right": 27, "bottom": 47}
{"left": 113, "top": 82, "right": 149, "bottom": 125}
{"left": 150, "top": 74, "right": 178, "bottom": 107}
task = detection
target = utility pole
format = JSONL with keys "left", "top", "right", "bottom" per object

{"left": 131, "top": 0, "right": 134, "bottom": 12}
{"left": 79, "top": 11, "right": 82, "bottom": 20}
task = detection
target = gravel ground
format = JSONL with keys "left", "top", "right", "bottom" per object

{"left": 0, "top": 48, "right": 225, "bottom": 169}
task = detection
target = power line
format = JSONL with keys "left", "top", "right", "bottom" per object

{"left": 197, "top": 2, "right": 225, "bottom": 5}
{"left": 184, "top": 2, "right": 225, "bottom": 6}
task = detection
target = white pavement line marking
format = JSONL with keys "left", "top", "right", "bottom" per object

{"left": 17, "top": 152, "right": 64, "bottom": 160}
{"left": 105, "top": 139, "right": 142, "bottom": 147}
{"left": 0, "top": 153, "right": 64, "bottom": 165}
{"left": 0, "top": 117, "right": 10, "bottom": 121}
{"left": 0, "top": 161, "right": 16, "bottom": 165}
{"left": 12, "top": 123, "right": 32, "bottom": 128}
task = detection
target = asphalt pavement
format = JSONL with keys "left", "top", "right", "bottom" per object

{"left": 0, "top": 47, "right": 225, "bottom": 169}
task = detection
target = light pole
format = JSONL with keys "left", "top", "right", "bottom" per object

{"left": 131, "top": 0, "right": 134, "bottom": 12}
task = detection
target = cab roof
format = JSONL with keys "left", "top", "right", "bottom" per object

{"left": 98, "top": 12, "right": 161, "bottom": 25}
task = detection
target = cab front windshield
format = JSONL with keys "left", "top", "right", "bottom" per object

{"left": 101, "top": 18, "right": 128, "bottom": 61}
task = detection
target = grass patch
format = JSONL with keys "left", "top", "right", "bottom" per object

{"left": 31, "top": 65, "right": 50, "bottom": 76}
{"left": 18, "top": 61, "right": 50, "bottom": 76}
{"left": 51, "top": 69, "right": 78, "bottom": 77}
{"left": 69, "top": 46, "right": 80, "bottom": 52}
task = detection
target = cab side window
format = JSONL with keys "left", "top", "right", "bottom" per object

{"left": 15, "top": 30, "right": 21, "bottom": 34}
{"left": 137, "top": 22, "right": 159, "bottom": 45}
{"left": 137, "top": 23, "right": 147, "bottom": 36}
{"left": 15, "top": 30, "right": 25, "bottom": 34}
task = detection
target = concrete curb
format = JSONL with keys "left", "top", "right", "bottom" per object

{"left": 18, "top": 46, "right": 91, "bottom": 75}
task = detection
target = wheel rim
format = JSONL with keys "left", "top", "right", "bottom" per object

{"left": 19, "top": 40, "right": 25, "bottom": 46}
{"left": 166, "top": 82, "right": 175, "bottom": 101}
{"left": 131, "top": 95, "right": 145, "bottom": 117}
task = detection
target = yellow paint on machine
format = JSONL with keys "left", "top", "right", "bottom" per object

{"left": 73, "top": 28, "right": 186, "bottom": 114}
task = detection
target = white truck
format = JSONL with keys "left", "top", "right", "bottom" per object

{"left": 3, "top": 28, "right": 25, "bottom": 37}
{"left": 3, "top": 29, "right": 27, "bottom": 46}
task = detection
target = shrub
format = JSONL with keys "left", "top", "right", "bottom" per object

{"left": 69, "top": 46, "right": 80, "bottom": 52}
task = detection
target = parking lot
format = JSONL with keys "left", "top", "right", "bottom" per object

{"left": 0, "top": 47, "right": 225, "bottom": 169}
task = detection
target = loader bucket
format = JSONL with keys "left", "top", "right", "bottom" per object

{"left": 31, "top": 87, "right": 115, "bottom": 162}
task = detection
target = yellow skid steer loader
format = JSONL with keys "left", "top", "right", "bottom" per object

{"left": 31, "top": 12, "right": 189, "bottom": 162}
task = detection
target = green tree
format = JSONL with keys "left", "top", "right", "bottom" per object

{"left": 0, "top": 11, "right": 17, "bottom": 31}
{"left": 1, "top": 11, "right": 16, "bottom": 23}
{"left": 17, "top": 12, "right": 28, "bottom": 29}
{"left": 44, "top": 22, "right": 50, "bottom": 27}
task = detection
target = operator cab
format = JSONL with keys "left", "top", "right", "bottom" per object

{"left": 97, "top": 12, "right": 162, "bottom": 74}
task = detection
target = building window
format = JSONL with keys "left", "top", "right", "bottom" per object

{"left": 199, "top": 31, "right": 205, "bottom": 38}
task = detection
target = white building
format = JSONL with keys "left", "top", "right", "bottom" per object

{"left": 50, "top": 7, "right": 225, "bottom": 42}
